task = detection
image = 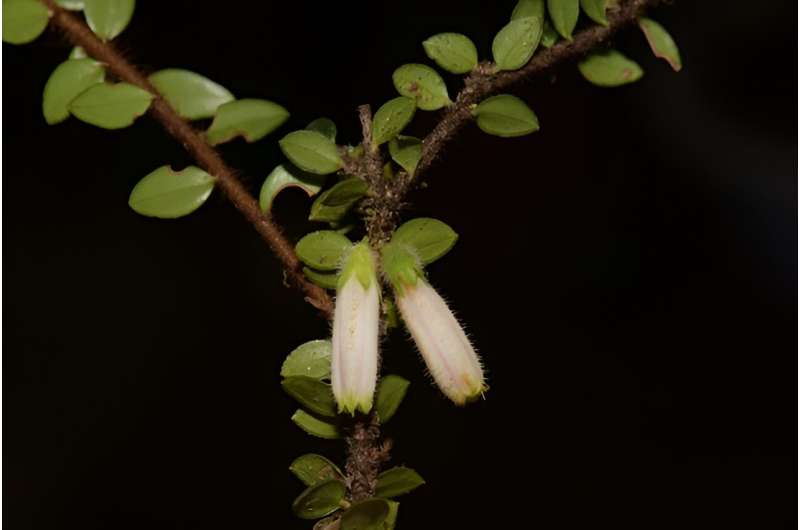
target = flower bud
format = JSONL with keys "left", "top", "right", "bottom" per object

{"left": 331, "top": 242, "right": 380, "bottom": 415}
{"left": 383, "top": 243, "right": 485, "bottom": 405}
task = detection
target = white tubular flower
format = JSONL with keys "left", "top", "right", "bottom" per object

{"left": 331, "top": 242, "right": 380, "bottom": 415}
{"left": 383, "top": 243, "right": 485, "bottom": 405}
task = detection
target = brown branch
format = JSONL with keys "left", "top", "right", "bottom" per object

{"left": 40, "top": 0, "right": 334, "bottom": 317}
{"left": 410, "top": 0, "right": 661, "bottom": 193}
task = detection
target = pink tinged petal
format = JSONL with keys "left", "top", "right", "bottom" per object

{"left": 397, "top": 281, "right": 485, "bottom": 405}
{"left": 331, "top": 263, "right": 380, "bottom": 415}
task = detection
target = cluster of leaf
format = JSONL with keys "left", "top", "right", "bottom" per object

{"left": 295, "top": 217, "right": 457, "bottom": 296}
{"left": 4, "top": 0, "right": 294, "bottom": 219}
{"left": 281, "top": 340, "right": 424, "bottom": 528}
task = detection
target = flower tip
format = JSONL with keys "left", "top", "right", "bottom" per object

{"left": 337, "top": 395, "right": 373, "bottom": 416}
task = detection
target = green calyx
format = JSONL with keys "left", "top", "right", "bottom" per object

{"left": 381, "top": 243, "right": 424, "bottom": 295}
{"left": 338, "top": 241, "right": 377, "bottom": 290}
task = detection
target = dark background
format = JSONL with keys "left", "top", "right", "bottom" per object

{"left": 4, "top": 1, "right": 797, "bottom": 528}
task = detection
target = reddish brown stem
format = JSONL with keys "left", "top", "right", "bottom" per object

{"left": 41, "top": 0, "right": 334, "bottom": 317}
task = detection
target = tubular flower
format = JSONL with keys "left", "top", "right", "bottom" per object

{"left": 382, "top": 243, "right": 485, "bottom": 405}
{"left": 331, "top": 241, "right": 380, "bottom": 415}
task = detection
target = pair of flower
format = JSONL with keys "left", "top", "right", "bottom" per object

{"left": 331, "top": 240, "right": 485, "bottom": 415}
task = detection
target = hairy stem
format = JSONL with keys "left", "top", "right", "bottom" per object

{"left": 40, "top": 0, "right": 334, "bottom": 317}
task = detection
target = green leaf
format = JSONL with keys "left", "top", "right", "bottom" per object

{"left": 511, "top": 0, "right": 545, "bottom": 21}
{"left": 128, "top": 165, "right": 215, "bottom": 219}
{"left": 149, "top": 69, "right": 234, "bottom": 120}
{"left": 639, "top": 17, "right": 682, "bottom": 72}
{"left": 372, "top": 97, "right": 416, "bottom": 147}
{"left": 3, "top": 0, "right": 50, "bottom": 45}
{"left": 259, "top": 163, "right": 325, "bottom": 214}
{"left": 547, "top": 0, "right": 579, "bottom": 40}
{"left": 383, "top": 297, "right": 399, "bottom": 331}
{"left": 279, "top": 130, "right": 343, "bottom": 175}
{"left": 291, "top": 410, "right": 340, "bottom": 439}
{"left": 375, "top": 375, "right": 410, "bottom": 424}
{"left": 580, "top": 0, "right": 608, "bottom": 25}
{"left": 341, "top": 498, "right": 390, "bottom": 530}
{"left": 309, "top": 177, "right": 368, "bottom": 223}
{"left": 56, "top": 0, "right": 84, "bottom": 9}
{"left": 206, "top": 99, "right": 289, "bottom": 145}
{"left": 83, "top": 0, "right": 135, "bottom": 40}
{"left": 540, "top": 20, "right": 559, "bottom": 48}
{"left": 42, "top": 59, "right": 105, "bottom": 125}
{"left": 289, "top": 454, "right": 344, "bottom": 486}
{"left": 473, "top": 94, "right": 539, "bottom": 137}
{"left": 388, "top": 135, "right": 422, "bottom": 176}
{"left": 392, "top": 64, "right": 451, "bottom": 111}
{"left": 392, "top": 218, "right": 458, "bottom": 265}
{"left": 492, "top": 16, "right": 542, "bottom": 71}
{"left": 307, "top": 117, "right": 337, "bottom": 141}
{"left": 422, "top": 33, "right": 478, "bottom": 74}
{"left": 376, "top": 467, "right": 426, "bottom": 498}
{"left": 578, "top": 49, "right": 644, "bottom": 87}
{"left": 296, "top": 230, "right": 352, "bottom": 271}
{"left": 69, "top": 46, "right": 88, "bottom": 59}
{"left": 281, "top": 340, "right": 332, "bottom": 380}
{"left": 384, "top": 501, "right": 399, "bottom": 530}
{"left": 303, "top": 267, "right": 339, "bottom": 290}
{"left": 69, "top": 82, "right": 153, "bottom": 129}
{"left": 292, "top": 479, "right": 346, "bottom": 520}
{"left": 282, "top": 376, "right": 338, "bottom": 417}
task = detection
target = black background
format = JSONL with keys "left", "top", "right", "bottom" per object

{"left": 4, "top": 1, "right": 797, "bottom": 528}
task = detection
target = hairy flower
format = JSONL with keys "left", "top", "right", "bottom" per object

{"left": 331, "top": 242, "right": 380, "bottom": 415}
{"left": 383, "top": 244, "right": 485, "bottom": 405}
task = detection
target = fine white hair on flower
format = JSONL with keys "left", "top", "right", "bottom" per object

{"left": 395, "top": 279, "right": 486, "bottom": 405}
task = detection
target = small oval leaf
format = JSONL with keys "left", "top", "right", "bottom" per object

{"left": 580, "top": 0, "right": 608, "bottom": 25}
{"left": 388, "top": 135, "right": 422, "bottom": 176}
{"left": 392, "top": 218, "right": 458, "bottom": 265}
{"left": 128, "top": 165, "right": 215, "bottom": 219}
{"left": 422, "top": 33, "right": 478, "bottom": 74}
{"left": 3, "top": 0, "right": 49, "bottom": 44}
{"left": 375, "top": 375, "right": 410, "bottom": 424}
{"left": 206, "top": 98, "right": 289, "bottom": 145}
{"left": 307, "top": 117, "right": 337, "bottom": 141}
{"left": 376, "top": 467, "right": 426, "bottom": 498}
{"left": 341, "top": 498, "right": 390, "bottom": 530}
{"left": 639, "top": 17, "right": 682, "bottom": 72}
{"left": 279, "top": 130, "right": 343, "bottom": 175}
{"left": 296, "top": 230, "right": 352, "bottom": 271}
{"left": 290, "top": 454, "right": 345, "bottom": 486}
{"left": 473, "top": 94, "right": 539, "bottom": 137}
{"left": 69, "top": 82, "right": 153, "bottom": 129}
{"left": 578, "top": 49, "right": 644, "bottom": 87}
{"left": 292, "top": 479, "right": 346, "bottom": 520}
{"left": 540, "top": 20, "right": 559, "bottom": 48}
{"left": 281, "top": 340, "right": 333, "bottom": 380}
{"left": 259, "top": 163, "right": 325, "bottom": 214}
{"left": 83, "top": 0, "right": 135, "bottom": 41}
{"left": 42, "top": 59, "right": 105, "bottom": 125}
{"left": 372, "top": 97, "right": 416, "bottom": 147}
{"left": 291, "top": 410, "right": 341, "bottom": 439}
{"left": 511, "top": 0, "right": 545, "bottom": 20}
{"left": 547, "top": 0, "right": 579, "bottom": 40}
{"left": 492, "top": 16, "right": 542, "bottom": 71}
{"left": 303, "top": 267, "right": 339, "bottom": 290}
{"left": 309, "top": 177, "right": 369, "bottom": 223}
{"left": 149, "top": 69, "right": 234, "bottom": 120}
{"left": 392, "top": 64, "right": 450, "bottom": 111}
{"left": 282, "top": 376, "right": 338, "bottom": 417}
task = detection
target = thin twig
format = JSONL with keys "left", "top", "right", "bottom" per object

{"left": 40, "top": 0, "right": 334, "bottom": 317}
